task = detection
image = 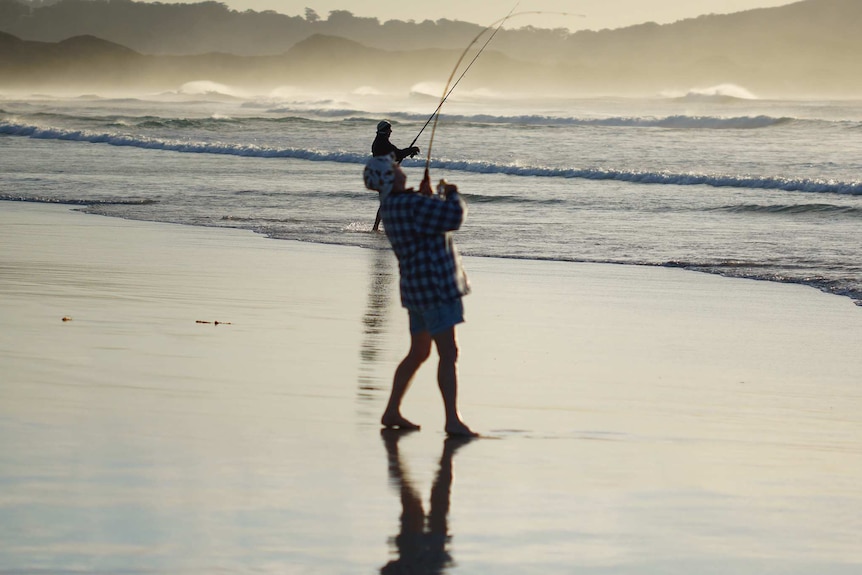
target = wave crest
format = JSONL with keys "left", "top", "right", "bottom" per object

{"left": 0, "top": 194, "right": 156, "bottom": 206}
{"left": 2, "top": 120, "right": 859, "bottom": 196}
{"left": 664, "top": 83, "right": 759, "bottom": 101}
{"left": 431, "top": 159, "right": 862, "bottom": 195}
{"left": 374, "top": 110, "right": 792, "bottom": 130}
{"left": 712, "top": 203, "right": 862, "bottom": 217}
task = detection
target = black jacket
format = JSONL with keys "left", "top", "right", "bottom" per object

{"left": 372, "top": 134, "right": 417, "bottom": 163}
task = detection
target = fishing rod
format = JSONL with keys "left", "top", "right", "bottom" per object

{"left": 373, "top": 10, "right": 519, "bottom": 231}
{"left": 409, "top": 4, "right": 520, "bottom": 151}
{"left": 414, "top": 8, "right": 584, "bottom": 173}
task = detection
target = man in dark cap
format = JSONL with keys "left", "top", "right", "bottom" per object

{"left": 372, "top": 120, "right": 420, "bottom": 163}
{"left": 371, "top": 121, "right": 421, "bottom": 230}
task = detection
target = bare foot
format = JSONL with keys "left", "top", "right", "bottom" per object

{"left": 445, "top": 420, "right": 478, "bottom": 437}
{"left": 381, "top": 412, "right": 421, "bottom": 430}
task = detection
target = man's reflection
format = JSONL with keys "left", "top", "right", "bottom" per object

{"left": 358, "top": 248, "right": 394, "bottom": 401}
{"left": 380, "top": 430, "right": 474, "bottom": 574}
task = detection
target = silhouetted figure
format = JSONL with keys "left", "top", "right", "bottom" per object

{"left": 371, "top": 120, "right": 419, "bottom": 231}
{"left": 380, "top": 430, "right": 474, "bottom": 575}
{"left": 372, "top": 120, "right": 420, "bottom": 163}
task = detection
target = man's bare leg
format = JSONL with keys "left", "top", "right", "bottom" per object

{"left": 433, "top": 327, "right": 477, "bottom": 437}
{"left": 381, "top": 330, "right": 432, "bottom": 429}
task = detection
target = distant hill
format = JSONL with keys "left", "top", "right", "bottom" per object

{"left": 0, "top": 0, "right": 491, "bottom": 56}
{"left": 559, "top": 0, "right": 862, "bottom": 95}
{"left": 1, "top": 0, "right": 861, "bottom": 97}
{"left": 0, "top": 31, "right": 146, "bottom": 85}
{"left": 0, "top": 31, "right": 552, "bottom": 93}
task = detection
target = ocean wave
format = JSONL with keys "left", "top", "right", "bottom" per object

{"left": 672, "top": 92, "right": 755, "bottom": 105}
{"left": 620, "top": 115, "right": 791, "bottom": 129}
{"left": 432, "top": 159, "right": 862, "bottom": 195}
{"left": 132, "top": 115, "right": 315, "bottom": 129}
{"left": 665, "top": 84, "right": 759, "bottom": 102}
{"left": 3, "top": 120, "right": 861, "bottom": 196}
{"left": 276, "top": 108, "right": 794, "bottom": 130}
{"left": 424, "top": 113, "right": 793, "bottom": 130}
{"left": 674, "top": 94, "right": 753, "bottom": 104}
{"left": 460, "top": 193, "right": 565, "bottom": 205}
{"left": 263, "top": 106, "right": 363, "bottom": 117}
{"left": 712, "top": 203, "right": 862, "bottom": 217}
{"left": 83, "top": 97, "right": 145, "bottom": 104}
{"left": 1, "top": 108, "right": 814, "bottom": 131}
{"left": 0, "top": 120, "right": 360, "bottom": 162}
{"left": 135, "top": 117, "right": 218, "bottom": 129}
{"left": 0, "top": 194, "right": 156, "bottom": 206}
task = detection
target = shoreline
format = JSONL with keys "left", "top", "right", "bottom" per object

{"left": 5, "top": 197, "right": 861, "bottom": 309}
{"left": 3, "top": 199, "right": 861, "bottom": 422}
{"left": 2, "top": 201, "right": 861, "bottom": 573}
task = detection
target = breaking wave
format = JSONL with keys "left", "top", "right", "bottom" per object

{"left": 664, "top": 83, "right": 759, "bottom": 102}
{"left": 432, "top": 159, "right": 862, "bottom": 195}
{"left": 388, "top": 112, "right": 793, "bottom": 130}
{"left": 3, "top": 120, "right": 860, "bottom": 195}
{"left": 0, "top": 194, "right": 156, "bottom": 206}
{"left": 0, "top": 109, "right": 823, "bottom": 131}
{"left": 712, "top": 203, "right": 862, "bottom": 217}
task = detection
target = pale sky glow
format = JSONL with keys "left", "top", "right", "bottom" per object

{"left": 141, "top": 0, "right": 802, "bottom": 31}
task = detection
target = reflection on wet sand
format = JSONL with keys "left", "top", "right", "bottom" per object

{"left": 358, "top": 248, "right": 395, "bottom": 400}
{"left": 380, "top": 430, "right": 475, "bottom": 575}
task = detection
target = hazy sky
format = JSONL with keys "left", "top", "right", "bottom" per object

{"left": 142, "top": 0, "right": 802, "bottom": 31}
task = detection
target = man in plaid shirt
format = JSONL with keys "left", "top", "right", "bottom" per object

{"left": 364, "top": 154, "right": 476, "bottom": 437}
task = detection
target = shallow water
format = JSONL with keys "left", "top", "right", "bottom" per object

{"left": 2, "top": 90, "right": 862, "bottom": 304}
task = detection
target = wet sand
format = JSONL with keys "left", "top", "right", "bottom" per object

{"left": 1, "top": 201, "right": 861, "bottom": 574}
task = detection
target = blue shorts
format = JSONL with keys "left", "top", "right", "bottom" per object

{"left": 407, "top": 299, "right": 465, "bottom": 335}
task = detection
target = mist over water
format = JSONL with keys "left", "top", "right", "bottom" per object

{"left": 2, "top": 83, "right": 861, "bottom": 305}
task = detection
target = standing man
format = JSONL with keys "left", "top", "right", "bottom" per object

{"left": 372, "top": 120, "right": 420, "bottom": 162}
{"left": 371, "top": 120, "right": 419, "bottom": 231}
{"left": 363, "top": 154, "right": 476, "bottom": 437}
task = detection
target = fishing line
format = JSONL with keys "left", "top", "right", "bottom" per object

{"left": 420, "top": 3, "right": 519, "bottom": 172}
{"left": 409, "top": 4, "right": 519, "bottom": 151}
{"left": 416, "top": 7, "right": 584, "bottom": 174}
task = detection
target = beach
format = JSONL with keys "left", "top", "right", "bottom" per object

{"left": 1, "top": 201, "right": 861, "bottom": 574}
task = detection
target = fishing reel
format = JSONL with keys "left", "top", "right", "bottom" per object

{"left": 436, "top": 179, "right": 457, "bottom": 197}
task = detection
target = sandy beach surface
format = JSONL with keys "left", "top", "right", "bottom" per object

{"left": 1, "top": 201, "right": 861, "bottom": 574}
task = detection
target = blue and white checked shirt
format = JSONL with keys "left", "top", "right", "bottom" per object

{"left": 380, "top": 189, "right": 471, "bottom": 310}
